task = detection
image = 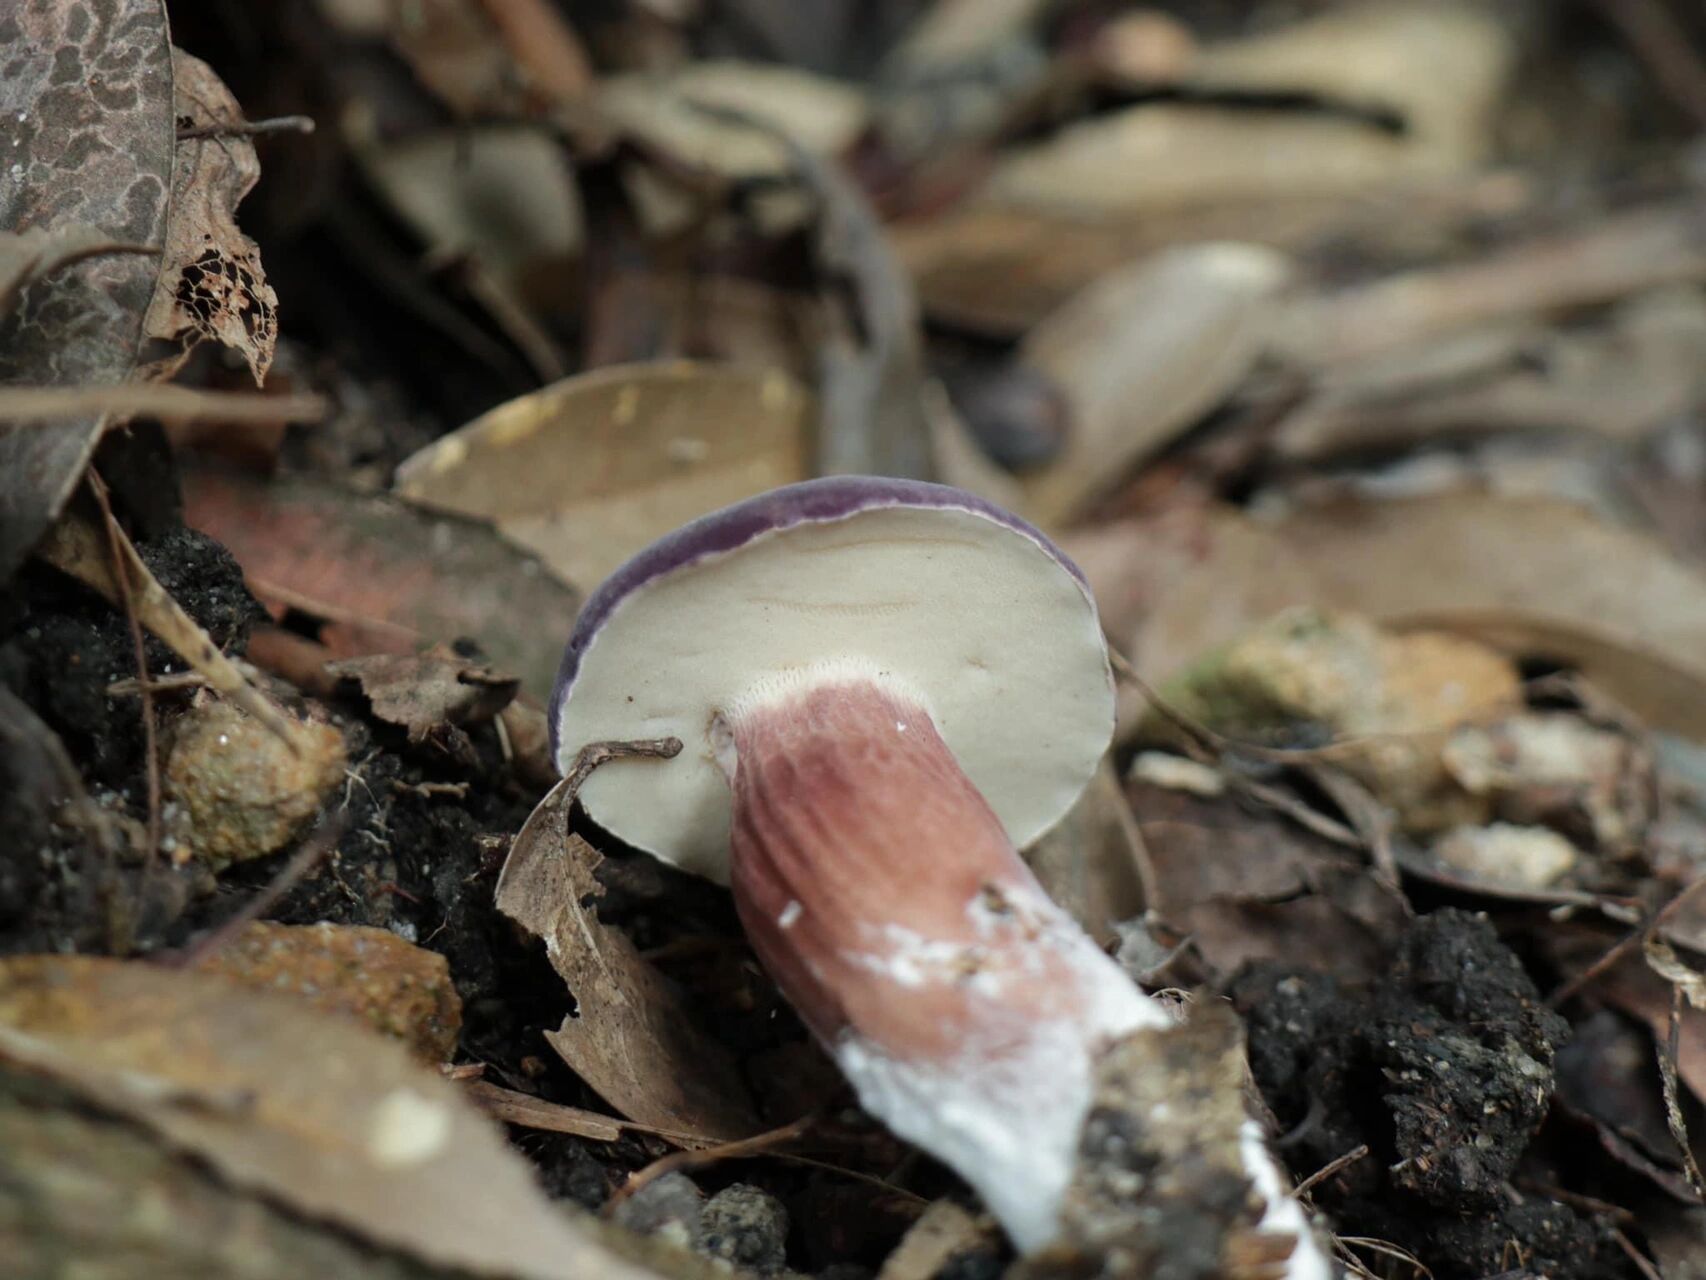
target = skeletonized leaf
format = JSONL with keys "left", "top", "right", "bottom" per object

{"left": 0, "top": 0, "right": 173, "bottom": 582}
{"left": 141, "top": 49, "right": 278, "bottom": 384}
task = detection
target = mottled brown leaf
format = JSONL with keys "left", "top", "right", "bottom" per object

{"left": 0, "top": 0, "right": 173, "bottom": 581}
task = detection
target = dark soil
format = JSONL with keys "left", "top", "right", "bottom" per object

{"left": 1236, "top": 909, "right": 1637, "bottom": 1280}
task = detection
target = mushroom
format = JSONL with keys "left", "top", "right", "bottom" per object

{"left": 551, "top": 477, "right": 1324, "bottom": 1269}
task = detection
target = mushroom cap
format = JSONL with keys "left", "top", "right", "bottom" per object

{"left": 550, "top": 476, "right": 1114, "bottom": 883}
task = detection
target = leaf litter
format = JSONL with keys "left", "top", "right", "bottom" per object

{"left": 9, "top": 3, "right": 1706, "bottom": 1280}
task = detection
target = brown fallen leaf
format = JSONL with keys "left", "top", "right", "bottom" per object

{"left": 192, "top": 920, "right": 462, "bottom": 1064}
{"left": 1023, "top": 762, "right": 1148, "bottom": 947}
{"left": 1273, "top": 199, "right": 1706, "bottom": 367}
{"left": 394, "top": 362, "right": 811, "bottom": 589}
{"left": 1014, "top": 243, "right": 1290, "bottom": 526}
{"left": 181, "top": 465, "right": 580, "bottom": 702}
{"left": 139, "top": 49, "right": 278, "bottom": 384}
{"left": 496, "top": 779, "right": 762, "bottom": 1143}
{"left": 0, "top": 0, "right": 172, "bottom": 582}
{"left": 0, "top": 955, "right": 668, "bottom": 1280}
{"left": 328, "top": 647, "right": 520, "bottom": 744}
{"left": 1272, "top": 289, "right": 1706, "bottom": 460}
{"left": 1274, "top": 494, "right": 1706, "bottom": 740}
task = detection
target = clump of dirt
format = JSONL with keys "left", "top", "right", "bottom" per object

{"left": 1235, "top": 909, "right": 1633, "bottom": 1280}
{"left": 0, "top": 526, "right": 263, "bottom": 795}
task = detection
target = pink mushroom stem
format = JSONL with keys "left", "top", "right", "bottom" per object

{"left": 716, "top": 674, "right": 1166, "bottom": 1249}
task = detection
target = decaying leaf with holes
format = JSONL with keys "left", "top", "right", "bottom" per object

{"left": 140, "top": 49, "right": 279, "bottom": 384}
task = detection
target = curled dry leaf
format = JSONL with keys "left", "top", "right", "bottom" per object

{"left": 181, "top": 465, "right": 580, "bottom": 701}
{"left": 191, "top": 920, "right": 463, "bottom": 1063}
{"left": 1274, "top": 493, "right": 1706, "bottom": 740}
{"left": 140, "top": 50, "right": 278, "bottom": 384}
{"left": 0, "top": 955, "right": 668, "bottom": 1280}
{"left": 0, "top": 0, "right": 172, "bottom": 582}
{"left": 1014, "top": 243, "right": 1289, "bottom": 526}
{"left": 394, "top": 362, "right": 810, "bottom": 589}
{"left": 496, "top": 779, "right": 762, "bottom": 1143}
{"left": 327, "top": 647, "right": 520, "bottom": 744}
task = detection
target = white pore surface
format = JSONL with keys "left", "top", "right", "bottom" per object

{"left": 560, "top": 504, "right": 1114, "bottom": 883}
{"left": 1240, "top": 1121, "right": 1333, "bottom": 1280}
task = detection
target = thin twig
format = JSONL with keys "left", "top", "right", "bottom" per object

{"left": 1614, "top": 1228, "right": 1666, "bottom": 1280}
{"left": 1292, "top": 1143, "right": 1370, "bottom": 1198}
{"left": 90, "top": 473, "right": 161, "bottom": 862}
{"left": 0, "top": 384, "right": 326, "bottom": 424}
{"left": 177, "top": 114, "right": 316, "bottom": 140}
{"left": 1549, "top": 872, "right": 1706, "bottom": 1008}
{"left": 605, "top": 1115, "right": 816, "bottom": 1210}
{"left": 160, "top": 813, "right": 348, "bottom": 968}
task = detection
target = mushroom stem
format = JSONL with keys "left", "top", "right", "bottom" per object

{"left": 718, "top": 675, "right": 1329, "bottom": 1277}
{"left": 719, "top": 675, "right": 1166, "bottom": 1250}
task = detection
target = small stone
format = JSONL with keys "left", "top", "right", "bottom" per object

{"left": 192, "top": 920, "right": 462, "bottom": 1062}
{"left": 613, "top": 1172, "right": 706, "bottom": 1250}
{"left": 164, "top": 699, "right": 345, "bottom": 867}
{"left": 698, "top": 1183, "right": 790, "bottom": 1275}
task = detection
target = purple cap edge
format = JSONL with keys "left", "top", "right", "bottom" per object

{"left": 547, "top": 476, "right": 1093, "bottom": 768}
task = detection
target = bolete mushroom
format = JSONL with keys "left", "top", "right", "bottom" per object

{"left": 551, "top": 477, "right": 1323, "bottom": 1268}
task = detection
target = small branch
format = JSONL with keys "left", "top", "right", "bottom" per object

{"left": 90, "top": 473, "right": 162, "bottom": 862}
{"left": 1292, "top": 1143, "right": 1369, "bottom": 1198}
{"left": 177, "top": 114, "right": 316, "bottom": 141}
{"left": 606, "top": 1115, "right": 816, "bottom": 1210}
{"left": 0, "top": 385, "right": 327, "bottom": 425}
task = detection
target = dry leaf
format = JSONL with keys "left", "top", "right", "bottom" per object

{"left": 394, "top": 362, "right": 810, "bottom": 589}
{"left": 1273, "top": 199, "right": 1706, "bottom": 367}
{"left": 0, "top": 955, "right": 667, "bottom": 1280}
{"left": 1273, "top": 289, "right": 1706, "bottom": 460}
{"left": 597, "top": 62, "right": 869, "bottom": 188}
{"left": 1023, "top": 762, "right": 1147, "bottom": 947}
{"left": 1014, "top": 243, "right": 1289, "bottom": 525}
{"left": 360, "top": 126, "right": 582, "bottom": 294}
{"left": 1273, "top": 494, "right": 1706, "bottom": 740}
{"left": 328, "top": 647, "right": 520, "bottom": 743}
{"left": 181, "top": 465, "right": 580, "bottom": 701}
{"left": 496, "top": 780, "right": 762, "bottom": 1142}
{"left": 1185, "top": 2, "right": 1513, "bottom": 162}
{"left": 140, "top": 50, "right": 277, "bottom": 384}
{"left": 0, "top": 0, "right": 172, "bottom": 582}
